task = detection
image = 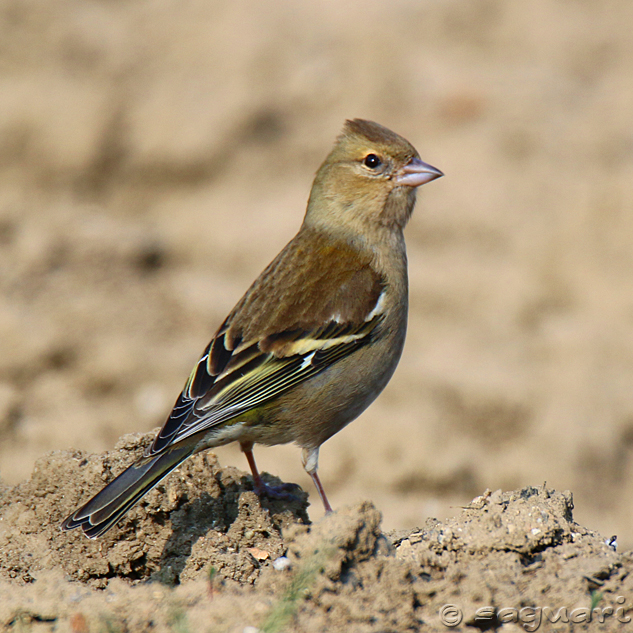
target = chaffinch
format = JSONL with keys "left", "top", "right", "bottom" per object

{"left": 62, "top": 119, "right": 443, "bottom": 538}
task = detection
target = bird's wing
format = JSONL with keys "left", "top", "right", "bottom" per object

{"left": 147, "top": 231, "right": 386, "bottom": 456}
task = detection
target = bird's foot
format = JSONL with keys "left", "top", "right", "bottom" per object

{"left": 253, "top": 480, "right": 302, "bottom": 501}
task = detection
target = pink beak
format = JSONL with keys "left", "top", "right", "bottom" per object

{"left": 395, "top": 157, "right": 443, "bottom": 188}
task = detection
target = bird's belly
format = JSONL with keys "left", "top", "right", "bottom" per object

{"left": 243, "top": 322, "right": 406, "bottom": 449}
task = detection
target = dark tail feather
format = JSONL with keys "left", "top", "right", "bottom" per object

{"left": 61, "top": 445, "right": 194, "bottom": 538}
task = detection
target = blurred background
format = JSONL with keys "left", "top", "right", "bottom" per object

{"left": 1, "top": 0, "right": 633, "bottom": 546}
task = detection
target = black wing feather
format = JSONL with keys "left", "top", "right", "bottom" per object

{"left": 147, "top": 313, "right": 384, "bottom": 457}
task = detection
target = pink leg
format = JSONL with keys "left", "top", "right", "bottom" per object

{"left": 309, "top": 470, "right": 333, "bottom": 513}
{"left": 301, "top": 447, "right": 333, "bottom": 513}
{"left": 241, "top": 441, "right": 266, "bottom": 493}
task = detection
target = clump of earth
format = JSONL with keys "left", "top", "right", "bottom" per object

{"left": 1, "top": 433, "right": 631, "bottom": 632}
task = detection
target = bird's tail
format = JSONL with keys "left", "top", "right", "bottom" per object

{"left": 61, "top": 445, "right": 194, "bottom": 538}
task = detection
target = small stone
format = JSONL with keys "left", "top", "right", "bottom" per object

{"left": 247, "top": 547, "right": 270, "bottom": 561}
{"left": 272, "top": 556, "right": 291, "bottom": 571}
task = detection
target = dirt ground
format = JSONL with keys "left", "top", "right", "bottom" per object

{"left": 1, "top": 433, "right": 631, "bottom": 632}
{"left": 2, "top": 0, "right": 633, "bottom": 630}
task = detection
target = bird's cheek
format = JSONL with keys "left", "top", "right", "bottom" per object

{"left": 380, "top": 188, "right": 416, "bottom": 228}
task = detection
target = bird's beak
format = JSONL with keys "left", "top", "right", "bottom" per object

{"left": 395, "top": 157, "right": 443, "bottom": 188}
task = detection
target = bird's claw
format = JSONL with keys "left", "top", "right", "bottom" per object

{"left": 253, "top": 480, "right": 302, "bottom": 501}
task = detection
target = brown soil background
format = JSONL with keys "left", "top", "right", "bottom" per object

{"left": 2, "top": 0, "right": 633, "bottom": 630}
{"left": 0, "top": 434, "right": 630, "bottom": 631}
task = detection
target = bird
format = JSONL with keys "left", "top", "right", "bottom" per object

{"left": 61, "top": 118, "right": 443, "bottom": 538}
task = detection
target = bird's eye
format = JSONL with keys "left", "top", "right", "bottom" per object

{"left": 363, "top": 153, "right": 382, "bottom": 169}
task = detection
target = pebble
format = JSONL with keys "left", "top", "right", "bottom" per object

{"left": 272, "top": 556, "right": 291, "bottom": 571}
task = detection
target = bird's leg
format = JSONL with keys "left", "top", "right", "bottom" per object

{"left": 301, "top": 447, "right": 333, "bottom": 513}
{"left": 240, "top": 441, "right": 299, "bottom": 499}
{"left": 240, "top": 441, "right": 265, "bottom": 491}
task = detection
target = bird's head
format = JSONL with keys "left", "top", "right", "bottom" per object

{"left": 304, "top": 119, "right": 442, "bottom": 236}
